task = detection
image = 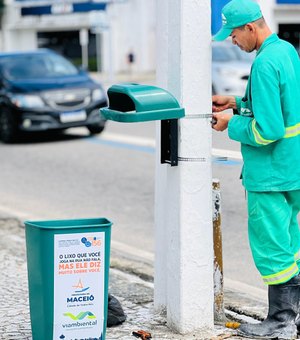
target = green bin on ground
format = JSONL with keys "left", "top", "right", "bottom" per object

{"left": 25, "top": 217, "right": 112, "bottom": 340}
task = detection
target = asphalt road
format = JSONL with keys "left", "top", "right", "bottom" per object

{"left": 0, "top": 120, "right": 267, "bottom": 295}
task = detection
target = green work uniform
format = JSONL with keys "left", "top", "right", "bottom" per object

{"left": 228, "top": 34, "right": 300, "bottom": 284}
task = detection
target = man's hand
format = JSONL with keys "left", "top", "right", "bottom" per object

{"left": 211, "top": 95, "right": 236, "bottom": 131}
{"left": 212, "top": 95, "right": 236, "bottom": 112}
{"left": 212, "top": 113, "right": 232, "bottom": 131}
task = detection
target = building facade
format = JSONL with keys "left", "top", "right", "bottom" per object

{"left": 1, "top": 0, "right": 155, "bottom": 75}
{"left": 0, "top": 0, "right": 299, "bottom": 77}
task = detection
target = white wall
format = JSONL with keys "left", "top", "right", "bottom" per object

{"left": 1, "top": 0, "right": 156, "bottom": 73}
{"left": 3, "top": 29, "right": 37, "bottom": 51}
{"left": 103, "top": 0, "right": 156, "bottom": 74}
{"left": 257, "top": 0, "right": 277, "bottom": 32}
{"left": 1, "top": 1, "right": 37, "bottom": 51}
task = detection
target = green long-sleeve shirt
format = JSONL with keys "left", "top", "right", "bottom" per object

{"left": 228, "top": 34, "right": 300, "bottom": 191}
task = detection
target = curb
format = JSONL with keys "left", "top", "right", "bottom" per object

{"left": 110, "top": 251, "right": 268, "bottom": 321}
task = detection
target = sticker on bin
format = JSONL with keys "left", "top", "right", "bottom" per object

{"left": 60, "top": 110, "right": 87, "bottom": 123}
{"left": 53, "top": 232, "right": 105, "bottom": 340}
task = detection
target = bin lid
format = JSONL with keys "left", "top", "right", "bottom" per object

{"left": 100, "top": 83, "right": 185, "bottom": 122}
{"left": 24, "top": 217, "right": 112, "bottom": 230}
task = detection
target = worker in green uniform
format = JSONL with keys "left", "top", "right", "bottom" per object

{"left": 212, "top": 0, "right": 300, "bottom": 338}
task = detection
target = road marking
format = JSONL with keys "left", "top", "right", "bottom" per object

{"left": 101, "top": 132, "right": 156, "bottom": 148}
{"left": 212, "top": 148, "right": 242, "bottom": 160}
{"left": 87, "top": 136, "right": 155, "bottom": 154}
{"left": 92, "top": 132, "right": 242, "bottom": 160}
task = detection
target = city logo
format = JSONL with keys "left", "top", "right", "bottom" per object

{"left": 63, "top": 311, "right": 96, "bottom": 320}
{"left": 73, "top": 279, "right": 90, "bottom": 293}
{"left": 81, "top": 236, "right": 101, "bottom": 248}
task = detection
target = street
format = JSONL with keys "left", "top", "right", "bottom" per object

{"left": 0, "top": 119, "right": 267, "bottom": 296}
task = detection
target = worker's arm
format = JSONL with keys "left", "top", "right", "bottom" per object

{"left": 228, "top": 61, "right": 285, "bottom": 147}
{"left": 212, "top": 95, "right": 237, "bottom": 112}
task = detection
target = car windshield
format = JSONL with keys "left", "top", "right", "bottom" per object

{"left": 212, "top": 44, "right": 255, "bottom": 62}
{"left": 0, "top": 52, "right": 79, "bottom": 80}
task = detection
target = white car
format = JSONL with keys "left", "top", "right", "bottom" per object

{"left": 212, "top": 41, "right": 255, "bottom": 97}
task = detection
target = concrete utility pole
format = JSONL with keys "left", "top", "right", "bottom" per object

{"left": 155, "top": 0, "right": 213, "bottom": 335}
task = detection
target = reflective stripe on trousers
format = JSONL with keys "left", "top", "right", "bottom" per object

{"left": 247, "top": 190, "right": 300, "bottom": 285}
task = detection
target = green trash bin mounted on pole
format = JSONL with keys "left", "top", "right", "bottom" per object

{"left": 100, "top": 83, "right": 185, "bottom": 122}
{"left": 25, "top": 217, "right": 112, "bottom": 340}
{"left": 100, "top": 83, "right": 185, "bottom": 166}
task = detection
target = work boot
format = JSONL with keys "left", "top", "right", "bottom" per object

{"left": 238, "top": 274, "right": 300, "bottom": 339}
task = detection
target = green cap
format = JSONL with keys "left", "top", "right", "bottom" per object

{"left": 213, "top": 0, "right": 262, "bottom": 41}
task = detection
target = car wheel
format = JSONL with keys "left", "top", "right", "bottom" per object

{"left": 0, "top": 108, "right": 19, "bottom": 143}
{"left": 87, "top": 124, "right": 105, "bottom": 135}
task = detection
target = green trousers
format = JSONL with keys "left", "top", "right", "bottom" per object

{"left": 248, "top": 190, "right": 300, "bottom": 285}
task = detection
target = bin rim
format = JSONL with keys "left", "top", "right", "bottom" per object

{"left": 24, "top": 217, "right": 113, "bottom": 230}
{"left": 100, "top": 107, "right": 185, "bottom": 122}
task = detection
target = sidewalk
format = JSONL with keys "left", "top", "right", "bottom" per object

{"left": 0, "top": 217, "right": 269, "bottom": 340}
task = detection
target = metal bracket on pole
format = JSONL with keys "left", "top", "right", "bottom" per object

{"left": 161, "top": 119, "right": 178, "bottom": 167}
{"left": 160, "top": 114, "right": 213, "bottom": 167}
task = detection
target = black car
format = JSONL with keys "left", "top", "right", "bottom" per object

{"left": 0, "top": 49, "right": 107, "bottom": 143}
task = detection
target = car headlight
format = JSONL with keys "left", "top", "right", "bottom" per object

{"left": 11, "top": 94, "right": 44, "bottom": 109}
{"left": 92, "top": 88, "right": 105, "bottom": 101}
